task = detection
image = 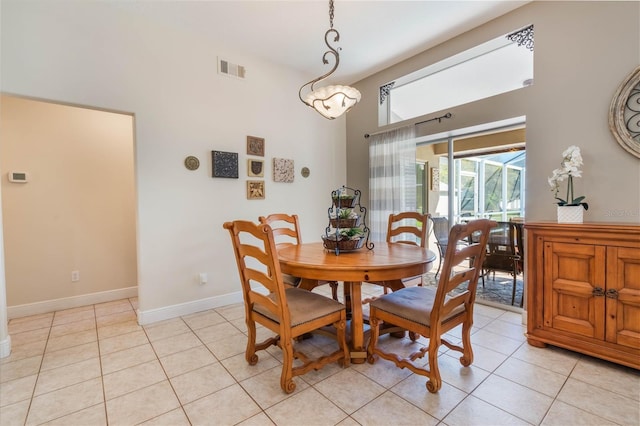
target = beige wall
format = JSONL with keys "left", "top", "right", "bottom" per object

{"left": 347, "top": 1, "right": 640, "bottom": 224}
{"left": 0, "top": 95, "right": 137, "bottom": 306}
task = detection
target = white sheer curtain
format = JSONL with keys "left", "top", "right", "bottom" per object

{"left": 368, "top": 125, "right": 416, "bottom": 242}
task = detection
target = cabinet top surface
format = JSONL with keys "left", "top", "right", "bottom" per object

{"left": 524, "top": 221, "right": 640, "bottom": 233}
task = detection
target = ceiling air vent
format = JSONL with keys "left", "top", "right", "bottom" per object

{"left": 218, "top": 58, "right": 246, "bottom": 79}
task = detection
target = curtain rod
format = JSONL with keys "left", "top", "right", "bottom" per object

{"left": 364, "top": 112, "right": 452, "bottom": 139}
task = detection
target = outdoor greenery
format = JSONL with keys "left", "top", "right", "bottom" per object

{"left": 433, "top": 150, "right": 525, "bottom": 220}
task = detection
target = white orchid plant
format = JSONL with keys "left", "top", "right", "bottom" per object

{"left": 548, "top": 145, "right": 588, "bottom": 210}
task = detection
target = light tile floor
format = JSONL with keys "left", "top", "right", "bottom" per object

{"left": 1, "top": 284, "right": 639, "bottom": 426}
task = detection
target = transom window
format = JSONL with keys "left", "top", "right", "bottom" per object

{"left": 379, "top": 26, "right": 534, "bottom": 126}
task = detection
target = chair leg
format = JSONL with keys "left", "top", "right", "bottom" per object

{"left": 280, "top": 338, "right": 296, "bottom": 394}
{"left": 336, "top": 313, "right": 350, "bottom": 368}
{"left": 459, "top": 318, "right": 474, "bottom": 367}
{"left": 330, "top": 281, "right": 339, "bottom": 301}
{"left": 245, "top": 319, "right": 258, "bottom": 365}
{"left": 366, "top": 311, "right": 381, "bottom": 364}
{"left": 426, "top": 338, "right": 442, "bottom": 393}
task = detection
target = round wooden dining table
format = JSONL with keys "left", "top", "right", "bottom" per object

{"left": 277, "top": 242, "right": 436, "bottom": 362}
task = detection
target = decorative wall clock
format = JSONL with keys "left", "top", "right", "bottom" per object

{"left": 609, "top": 66, "right": 640, "bottom": 159}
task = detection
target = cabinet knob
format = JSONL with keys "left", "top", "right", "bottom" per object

{"left": 592, "top": 287, "right": 605, "bottom": 297}
{"left": 605, "top": 289, "right": 619, "bottom": 299}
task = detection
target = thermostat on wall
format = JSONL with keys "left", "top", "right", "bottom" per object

{"left": 8, "top": 171, "right": 29, "bottom": 183}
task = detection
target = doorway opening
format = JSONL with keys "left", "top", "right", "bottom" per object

{"left": 0, "top": 94, "right": 138, "bottom": 318}
{"left": 417, "top": 124, "right": 525, "bottom": 310}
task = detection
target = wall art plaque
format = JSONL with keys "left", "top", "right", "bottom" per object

{"left": 212, "top": 150, "right": 238, "bottom": 178}
{"left": 273, "top": 158, "right": 294, "bottom": 183}
{"left": 247, "top": 180, "right": 265, "bottom": 199}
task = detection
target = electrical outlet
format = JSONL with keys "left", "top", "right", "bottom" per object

{"left": 71, "top": 270, "right": 80, "bottom": 282}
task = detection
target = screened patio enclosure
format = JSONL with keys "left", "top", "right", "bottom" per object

{"left": 435, "top": 150, "right": 525, "bottom": 223}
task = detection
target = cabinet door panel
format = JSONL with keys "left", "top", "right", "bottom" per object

{"left": 606, "top": 247, "right": 640, "bottom": 349}
{"left": 543, "top": 242, "right": 606, "bottom": 339}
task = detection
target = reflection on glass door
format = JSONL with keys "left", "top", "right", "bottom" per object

{"left": 458, "top": 159, "right": 478, "bottom": 221}
{"left": 416, "top": 162, "right": 428, "bottom": 214}
{"left": 437, "top": 149, "right": 525, "bottom": 224}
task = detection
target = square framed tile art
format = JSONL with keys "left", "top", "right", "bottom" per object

{"left": 211, "top": 150, "right": 238, "bottom": 178}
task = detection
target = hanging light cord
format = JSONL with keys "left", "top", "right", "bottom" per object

{"left": 298, "top": 1, "right": 341, "bottom": 100}
{"left": 329, "top": 0, "right": 334, "bottom": 28}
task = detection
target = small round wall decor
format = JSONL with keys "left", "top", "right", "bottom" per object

{"left": 609, "top": 66, "right": 640, "bottom": 159}
{"left": 184, "top": 156, "right": 200, "bottom": 170}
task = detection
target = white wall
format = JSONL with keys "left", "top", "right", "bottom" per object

{"left": 347, "top": 1, "right": 640, "bottom": 224}
{"left": 0, "top": 1, "right": 347, "bottom": 323}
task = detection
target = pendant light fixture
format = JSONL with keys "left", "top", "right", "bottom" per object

{"left": 299, "top": 0, "right": 361, "bottom": 120}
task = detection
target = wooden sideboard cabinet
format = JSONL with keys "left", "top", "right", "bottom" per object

{"left": 525, "top": 222, "right": 640, "bottom": 369}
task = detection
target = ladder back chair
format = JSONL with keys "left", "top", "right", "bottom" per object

{"left": 375, "top": 212, "right": 431, "bottom": 291}
{"left": 223, "top": 220, "right": 349, "bottom": 393}
{"left": 366, "top": 219, "right": 496, "bottom": 393}
{"left": 386, "top": 211, "right": 430, "bottom": 248}
{"left": 259, "top": 213, "right": 340, "bottom": 299}
{"left": 258, "top": 213, "right": 303, "bottom": 288}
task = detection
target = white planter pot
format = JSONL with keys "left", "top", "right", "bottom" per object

{"left": 557, "top": 205, "right": 584, "bottom": 223}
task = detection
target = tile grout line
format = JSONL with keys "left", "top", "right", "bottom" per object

{"left": 21, "top": 309, "right": 55, "bottom": 426}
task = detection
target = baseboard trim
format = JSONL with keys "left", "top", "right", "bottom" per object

{"left": 137, "top": 292, "right": 243, "bottom": 325}
{"left": 0, "top": 335, "right": 11, "bottom": 359}
{"left": 7, "top": 287, "right": 138, "bottom": 319}
{"left": 475, "top": 298, "right": 524, "bottom": 314}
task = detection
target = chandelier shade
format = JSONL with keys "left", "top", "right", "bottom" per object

{"left": 303, "top": 85, "right": 362, "bottom": 120}
{"left": 299, "top": 0, "right": 360, "bottom": 120}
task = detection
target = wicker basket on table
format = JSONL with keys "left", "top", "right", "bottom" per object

{"left": 322, "top": 236, "right": 365, "bottom": 251}
{"left": 332, "top": 196, "right": 357, "bottom": 208}
{"left": 329, "top": 217, "right": 360, "bottom": 229}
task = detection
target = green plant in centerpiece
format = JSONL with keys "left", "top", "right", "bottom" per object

{"left": 548, "top": 145, "right": 589, "bottom": 210}
{"left": 338, "top": 208, "right": 356, "bottom": 219}
{"left": 339, "top": 227, "right": 363, "bottom": 240}
{"left": 332, "top": 190, "right": 356, "bottom": 208}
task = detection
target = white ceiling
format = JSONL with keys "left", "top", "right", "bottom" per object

{"left": 118, "top": 1, "right": 530, "bottom": 84}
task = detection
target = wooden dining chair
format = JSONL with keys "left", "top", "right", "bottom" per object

{"left": 259, "top": 213, "right": 339, "bottom": 299}
{"left": 387, "top": 211, "right": 430, "bottom": 248}
{"left": 223, "top": 220, "right": 349, "bottom": 393}
{"left": 366, "top": 219, "right": 496, "bottom": 393}
{"left": 374, "top": 212, "right": 430, "bottom": 291}
{"left": 258, "top": 213, "right": 303, "bottom": 288}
